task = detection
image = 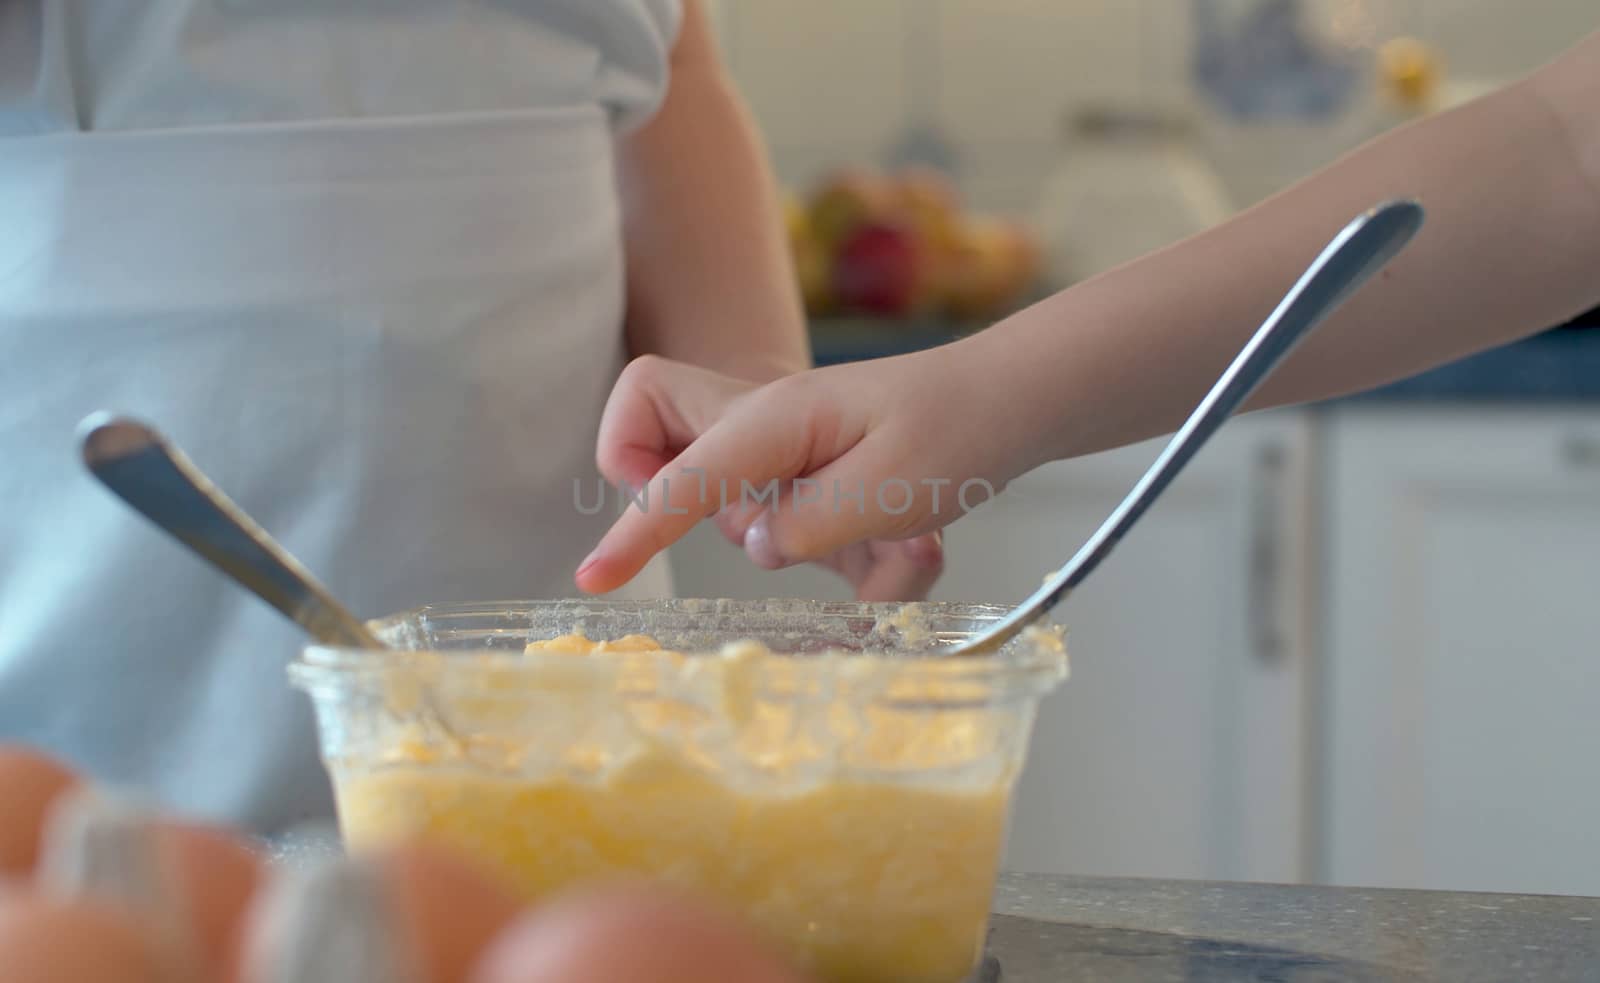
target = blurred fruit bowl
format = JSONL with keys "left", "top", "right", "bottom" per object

{"left": 784, "top": 166, "right": 1043, "bottom": 324}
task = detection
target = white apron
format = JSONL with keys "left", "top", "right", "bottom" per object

{"left": 0, "top": 105, "right": 674, "bottom": 833}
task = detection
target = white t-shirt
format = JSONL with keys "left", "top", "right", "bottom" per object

{"left": 0, "top": 0, "right": 681, "bottom": 135}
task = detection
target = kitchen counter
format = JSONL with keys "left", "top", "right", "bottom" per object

{"left": 984, "top": 873, "right": 1600, "bottom": 981}
{"left": 811, "top": 318, "right": 1600, "bottom": 404}
{"left": 1336, "top": 326, "right": 1600, "bottom": 404}
{"left": 808, "top": 316, "right": 979, "bottom": 367}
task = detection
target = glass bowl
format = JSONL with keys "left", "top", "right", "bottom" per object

{"left": 289, "top": 599, "right": 1068, "bottom": 983}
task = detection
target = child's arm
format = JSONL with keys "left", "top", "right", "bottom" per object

{"left": 577, "top": 31, "right": 1600, "bottom": 594}
{"left": 617, "top": 0, "right": 810, "bottom": 385}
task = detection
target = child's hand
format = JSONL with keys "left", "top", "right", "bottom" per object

{"left": 576, "top": 344, "right": 1036, "bottom": 598}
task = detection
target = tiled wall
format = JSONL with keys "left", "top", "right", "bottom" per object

{"left": 707, "top": 1, "right": 1595, "bottom": 212}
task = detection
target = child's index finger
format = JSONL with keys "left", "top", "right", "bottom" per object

{"left": 576, "top": 414, "right": 808, "bottom": 595}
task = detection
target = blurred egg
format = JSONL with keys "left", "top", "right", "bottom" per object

{"left": 0, "top": 896, "right": 162, "bottom": 983}
{"left": 0, "top": 747, "right": 80, "bottom": 877}
{"left": 28, "top": 786, "right": 264, "bottom": 982}
{"left": 157, "top": 823, "right": 265, "bottom": 980}
{"left": 470, "top": 883, "right": 811, "bottom": 983}
{"left": 381, "top": 843, "right": 525, "bottom": 983}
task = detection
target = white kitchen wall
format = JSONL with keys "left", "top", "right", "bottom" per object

{"left": 716, "top": 0, "right": 1597, "bottom": 211}
{"left": 1419, "top": 0, "right": 1598, "bottom": 81}
{"left": 716, "top": 2, "right": 911, "bottom": 189}
{"left": 927, "top": 0, "right": 1180, "bottom": 212}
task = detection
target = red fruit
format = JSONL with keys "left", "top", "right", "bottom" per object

{"left": 833, "top": 221, "right": 925, "bottom": 317}
{"left": 808, "top": 169, "right": 894, "bottom": 249}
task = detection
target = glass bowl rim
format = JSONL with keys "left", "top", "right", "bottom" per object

{"left": 290, "top": 597, "right": 1069, "bottom": 686}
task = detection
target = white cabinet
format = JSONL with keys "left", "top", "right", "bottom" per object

{"left": 1321, "top": 409, "right": 1600, "bottom": 896}
{"left": 669, "top": 411, "right": 1317, "bottom": 885}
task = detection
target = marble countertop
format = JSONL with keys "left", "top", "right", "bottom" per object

{"left": 983, "top": 873, "right": 1600, "bottom": 981}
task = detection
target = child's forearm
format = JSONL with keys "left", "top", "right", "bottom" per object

{"left": 977, "top": 33, "right": 1600, "bottom": 471}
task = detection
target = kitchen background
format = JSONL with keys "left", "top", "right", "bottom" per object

{"left": 664, "top": 2, "right": 1600, "bottom": 897}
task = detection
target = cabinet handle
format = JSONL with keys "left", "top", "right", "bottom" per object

{"left": 1248, "top": 442, "right": 1287, "bottom": 665}
{"left": 1561, "top": 435, "right": 1600, "bottom": 469}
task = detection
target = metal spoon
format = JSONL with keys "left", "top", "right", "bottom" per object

{"left": 949, "top": 198, "right": 1426, "bottom": 657}
{"left": 79, "top": 415, "right": 385, "bottom": 648}
{"left": 78, "top": 415, "right": 461, "bottom": 741}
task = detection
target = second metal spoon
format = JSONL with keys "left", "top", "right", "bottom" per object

{"left": 949, "top": 198, "right": 1426, "bottom": 657}
{"left": 79, "top": 414, "right": 385, "bottom": 649}
{"left": 79, "top": 414, "right": 473, "bottom": 742}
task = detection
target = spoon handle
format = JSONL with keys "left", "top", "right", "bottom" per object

{"left": 965, "top": 199, "right": 1425, "bottom": 653}
{"left": 78, "top": 415, "right": 384, "bottom": 648}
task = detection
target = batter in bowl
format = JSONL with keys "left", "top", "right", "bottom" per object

{"left": 329, "top": 630, "right": 1063, "bottom": 983}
